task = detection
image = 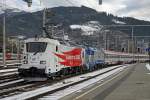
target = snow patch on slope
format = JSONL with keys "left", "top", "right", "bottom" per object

{"left": 112, "top": 19, "right": 126, "bottom": 24}
{"left": 70, "top": 21, "right": 103, "bottom": 35}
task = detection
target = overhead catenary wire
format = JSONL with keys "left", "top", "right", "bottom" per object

{"left": 2, "top": 0, "right": 6, "bottom": 67}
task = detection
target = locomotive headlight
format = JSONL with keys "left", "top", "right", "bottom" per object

{"left": 40, "top": 61, "right": 46, "bottom": 64}
{"left": 23, "top": 60, "right": 28, "bottom": 64}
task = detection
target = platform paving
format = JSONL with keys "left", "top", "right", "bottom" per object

{"left": 60, "top": 63, "right": 150, "bottom": 100}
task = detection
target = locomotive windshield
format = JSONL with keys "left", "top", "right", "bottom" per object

{"left": 26, "top": 42, "right": 47, "bottom": 53}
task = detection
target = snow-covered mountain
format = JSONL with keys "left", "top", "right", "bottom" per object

{"left": 0, "top": 6, "right": 150, "bottom": 38}
{"left": 0, "top": 6, "right": 150, "bottom": 50}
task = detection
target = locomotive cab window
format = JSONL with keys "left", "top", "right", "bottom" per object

{"left": 26, "top": 42, "right": 47, "bottom": 53}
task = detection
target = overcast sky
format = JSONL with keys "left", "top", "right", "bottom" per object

{"left": 2, "top": 0, "right": 150, "bottom": 21}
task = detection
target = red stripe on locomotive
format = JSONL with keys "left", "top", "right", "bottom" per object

{"left": 55, "top": 48, "right": 82, "bottom": 67}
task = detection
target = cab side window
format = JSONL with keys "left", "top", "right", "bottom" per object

{"left": 56, "top": 46, "right": 58, "bottom": 52}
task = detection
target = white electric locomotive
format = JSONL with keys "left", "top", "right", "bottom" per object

{"left": 18, "top": 37, "right": 149, "bottom": 81}
{"left": 18, "top": 38, "right": 85, "bottom": 80}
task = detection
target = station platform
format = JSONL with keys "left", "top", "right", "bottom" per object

{"left": 60, "top": 63, "right": 150, "bottom": 100}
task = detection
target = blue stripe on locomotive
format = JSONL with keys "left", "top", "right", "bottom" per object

{"left": 85, "top": 48, "right": 95, "bottom": 55}
{"left": 84, "top": 47, "right": 96, "bottom": 70}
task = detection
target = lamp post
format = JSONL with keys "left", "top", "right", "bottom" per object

{"left": 99, "top": 0, "right": 102, "bottom": 5}
{"left": 103, "top": 30, "right": 109, "bottom": 50}
{"left": 11, "top": 39, "right": 14, "bottom": 54}
{"left": 2, "top": 0, "right": 6, "bottom": 67}
{"left": 42, "top": 8, "right": 46, "bottom": 37}
{"left": 131, "top": 27, "right": 135, "bottom": 61}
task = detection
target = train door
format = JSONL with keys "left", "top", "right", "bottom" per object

{"left": 55, "top": 45, "right": 60, "bottom": 73}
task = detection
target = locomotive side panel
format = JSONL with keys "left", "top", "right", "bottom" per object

{"left": 56, "top": 45, "right": 83, "bottom": 68}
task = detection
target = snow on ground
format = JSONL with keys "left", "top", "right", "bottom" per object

{"left": 0, "top": 72, "right": 18, "bottom": 77}
{"left": 0, "top": 69, "right": 18, "bottom": 73}
{"left": 0, "top": 79, "right": 24, "bottom": 87}
{"left": 39, "top": 66, "right": 127, "bottom": 100}
{"left": 146, "top": 63, "right": 150, "bottom": 71}
{"left": 112, "top": 19, "right": 126, "bottom": 24}
{"left": 2, "top": 65, "right": 130, "bottom": 100}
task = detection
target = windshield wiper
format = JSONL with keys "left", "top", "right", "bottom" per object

{"left": 33, "top": 45, "right": 42, "bottom": 55}
{"left": 33, "top": 50, "right": 39, "bottom": 55}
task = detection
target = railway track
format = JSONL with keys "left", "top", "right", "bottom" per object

{"left": 0, "top": 79, "right": 56, "bottom": 99}
{"left": 0, "top": 60, "right": 21, "bottom": 68}
{"left": 0, "top": 68, "right": 18, "bottom": 74}
{"left": 0, "top": 76, "right": 21, "bottom": 84}
{"left": 0, "top": 64, "right": 129, "bottom": 100}
{"left": 0, "top": 81, "right": 42, "bottom": 98}
{"left": 0, "top": 66, "right": 18, "bottom": 69}
{"left": 0, "top": 64, "right": 19, "bottom": 81}
{"left": 0, "top": 68, "right": 19, "bottom": 82}
{"left": 0, "top": 71, "right": 18, "bottom": 78}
